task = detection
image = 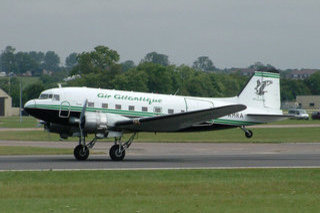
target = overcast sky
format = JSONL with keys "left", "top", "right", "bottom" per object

{"left": 1, "top": 0, "right": 319, "bottom": 69}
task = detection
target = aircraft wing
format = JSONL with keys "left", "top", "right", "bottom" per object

{"left": 114, "top": 104, "right": 246, "bottom": 132}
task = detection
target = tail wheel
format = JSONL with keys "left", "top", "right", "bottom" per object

{"left": 74, "top": 145, "right": 89, "bottom": 161}
{"left": 109, "top": 145, "right": 125, "bottom": 161}
{"left": 245, "top": 130, "right": 253, "bottom": 138}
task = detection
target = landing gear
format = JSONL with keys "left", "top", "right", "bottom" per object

{"left": 72, "top": 132, "right": 137, "bottom": 161}
{"left": 73, "top": 136, "right": 97, "bottom": 161}
{"left": 240, "top": 126, "right": 253, "bottom": 138}
{"left": 245, "top": 130, "right": 253, "bottom": 138}
{"left": 74, "top": 144, "right": 89, "bottom": 160}
{"left": 109, "top": 133, "right": 136, "bottom": 161}
{"left": 109, "top": 145, "right": 125, "bottom": 161}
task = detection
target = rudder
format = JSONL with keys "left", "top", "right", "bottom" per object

{"left": 238, "top": 70, "right": 281, "bottom": 111}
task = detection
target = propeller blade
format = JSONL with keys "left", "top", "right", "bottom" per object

{"left": 79, "top": 99, "right": 88, "bottom": 143}
{"left": 79, "top": 99, "right": 88, "bottom": 130}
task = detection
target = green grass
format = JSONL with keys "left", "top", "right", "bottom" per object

{"left": 0, "top": 146, "right": 72, "bottom": 155}
{"left": 0, "top": 127, "right": 319, "bottom": 143}
{"left": 0, "top": 169, "right": 319, "bottom": 212}
{"left": 0, "top": 116, "right": 38, "bottom": 128}
{"left": 269, "top": 118, "right": 320, "bottom": 125}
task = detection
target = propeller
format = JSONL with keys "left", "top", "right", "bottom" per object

{"left": 79, "top": 99, "right": 88, "bottom": 143}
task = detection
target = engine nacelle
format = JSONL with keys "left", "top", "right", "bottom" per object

{"left": 84, "top": 111, "right": 108, "bottom": 133}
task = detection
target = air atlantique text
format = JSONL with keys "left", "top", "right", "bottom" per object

{"left": 97, "top": 93, "right": 162, "bottom": 105}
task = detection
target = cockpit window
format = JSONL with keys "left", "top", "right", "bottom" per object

{"left": 39, "top": 94, "right": 49, "bottom": 99}
{"left": 39, "top": 93, "right": 60, "bottom": 100}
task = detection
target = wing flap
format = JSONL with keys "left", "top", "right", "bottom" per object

{"left": 115, "top": 104, "right": 246, "bottom": 132}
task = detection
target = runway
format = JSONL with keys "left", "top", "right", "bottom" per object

{"left": 1, "top": 141, "right": 320, "bottom": 170}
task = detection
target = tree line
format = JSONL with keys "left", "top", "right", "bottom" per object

{"left": 0, "top": 45, "right": 319, "bottom": 107}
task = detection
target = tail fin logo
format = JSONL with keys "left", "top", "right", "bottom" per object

{"left": 255, "top": 80, "right": 273, "bottom": 96}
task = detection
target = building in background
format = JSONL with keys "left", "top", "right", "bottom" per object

{"left": 0, "top": 89, "right": 19, "bottom": 117}
{"left": 296, "top": 95, "right": 320, "bottom": 109}
{"left": 287, "top": 69, "right": 320, "bottom": 80}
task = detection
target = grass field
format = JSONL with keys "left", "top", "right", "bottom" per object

{"left": 0, "top": 127, "right": 319, "bottom": 143}
{"left": 0, "top": 146, "right": 72, "bottom": 155}
{"left": 0, "top": 169, "right": 319, "bottom": 212}
{"left": 0, "top": 116, "right": 38, "bottom": 128}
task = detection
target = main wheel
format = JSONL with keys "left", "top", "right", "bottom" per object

{"left": 109, "top": 145, "right": 125, "bottom": 161}
{"left": 245, "top": 130, "right": 253, "bottom": 138}
{"left": 74, "top": 145, "right": 89, "bottom": 160}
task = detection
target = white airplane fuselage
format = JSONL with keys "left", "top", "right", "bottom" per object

{"left": 24, "top": 70, "right": 286, "bottom": 160}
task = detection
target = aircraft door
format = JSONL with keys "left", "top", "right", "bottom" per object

{"left": 184, "top": 98, "right": 214, "bottom": 111}
{"left": 59, "top": 101, "right": 71, "bottom": 118}
{"left": 0, "top": 98, "right": 4, "bottom": 116}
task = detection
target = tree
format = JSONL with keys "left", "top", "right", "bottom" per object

{"left": 68, "top": 46, "right": 121, "bottom": 88}
{"left": 192, "top": 56, "right": 215, "bottom": 72}
{"left": 23, "top": 82, "right": 44, "bottom": 104}
{"left": 141, "top": 52, "right": 169, "bottom": 66}
{"left": 248, "top": 62, "right": 276, "bottom": 71}
{"left": 71, "top": 46, "right": 120, "bottom": 75}
{"left": 121, "top": 60, "right": 135, "bottom": 72}
{"left": 43, "top": 51, "right": 60, "bottom": 71}
{"left": 136, "top": 63, "right": 173, "bottom": 94}
{"left": 305, "top": 71, "right": 320, "bottom": 95}
{"left": 28, "top": 51, "right": 44, "bottom": 65}
{"left": 112, "top": 69, "right": 148, "bottom": 92}
{"left": 0, "top": 46, "right": 16, "bottom": 73}
{"left": 281, "top": 79, "right": 311, "bottom": 101}
{"left": 65, "top": 52, "right": 78, "bottom": 69}
{"left": 15, "top": 52, "right": 38, "bottom": 74}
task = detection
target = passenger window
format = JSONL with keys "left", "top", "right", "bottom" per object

{"left": 53, "top": 95, "right": 60, "bottom": 101}
{"left": 154, "top": 107, "right": 162, "bottom": 113}
{"left": 129, "top": 106, "right": 135, "bottom": 111}
{"left": 88, "top": 102, "right": 94, "bottom": 107}
{"left": 142, "top": 107, "right": 148, "bottom": 112}
{"left": 115, "top": 104, "right": 121, "bottom": 110}
{"left": 102, "top": 103, "right": 108, "bottom": 109}
{"left": 168, "top": 109, "right": 174, "bottom": 114}
{"left": 48, "top": 94, "right": 53, "bottom": 99}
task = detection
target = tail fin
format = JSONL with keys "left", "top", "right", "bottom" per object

{"left": 238, "top": 70, "right": 281, "bottom": 111}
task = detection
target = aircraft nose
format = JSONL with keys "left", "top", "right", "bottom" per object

{"left": 24, "top": 100, "right": 36, "bottom": 109}
{"left": 24, "top": 100, "right": 37, "bottom": 115}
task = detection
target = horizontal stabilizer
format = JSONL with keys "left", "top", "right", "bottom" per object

{"left": 115, "top": 104, "right": 246, "bottom": 132}
{"left": 247, "top": 113, "right": 294, "bottom": 122}
{"left": 247, "top": 114, "right": 294, "bottom": 118}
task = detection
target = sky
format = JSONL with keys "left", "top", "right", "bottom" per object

{"left": 0, "top": 0, "right": 320, "bottom": 69}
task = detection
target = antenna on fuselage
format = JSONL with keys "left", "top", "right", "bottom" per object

{"left": 58, "top": 83, "right": 62, "bottom": 88}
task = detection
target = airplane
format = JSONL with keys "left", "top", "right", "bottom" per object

{"left": 24, "top": 69, "right": 289, "bottom": 161}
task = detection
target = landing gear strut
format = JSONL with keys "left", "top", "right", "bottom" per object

{"left": 240, "top": 126, "right": 253, "bottom": 138}
{"left": 109, "top": 133, "right": 136, "bottom": 161}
